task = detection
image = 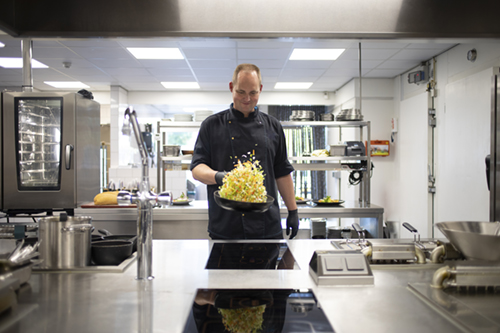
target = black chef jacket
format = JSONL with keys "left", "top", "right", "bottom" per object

{"left": 190, "top": 104, "right": 294, "bottom": 239}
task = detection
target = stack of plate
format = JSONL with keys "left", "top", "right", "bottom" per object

{"left": 174, "top": 114, "right": 193, "bottom": 122}
{"left": 194, "top": 110, "right": 213, "bottom": 122}
{"left": 290, "top": 110, "right": 315, "bottom": 121}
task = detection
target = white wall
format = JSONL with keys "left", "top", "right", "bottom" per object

{"left": 330, "top": 78, "right": 395, "bottom": 227}
{"left": 393, "top": 42, "right": 500, "bottom": 238}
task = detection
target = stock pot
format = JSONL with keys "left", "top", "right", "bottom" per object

{"left": 38, "top": 213, "right": 93, "bottom": 269}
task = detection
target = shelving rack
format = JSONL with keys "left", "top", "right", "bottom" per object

{"left": 157, "top": 119, "right": 371, "bottom": 205}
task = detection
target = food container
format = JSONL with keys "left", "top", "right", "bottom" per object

{"left": 329, "top": 144, "right": 347, "bottom": 156}
{"left": 38, "top": 213, "right": 93, "bottom": 269}
{"left": 162, "top": 145, "right": 181, "bottom": 156}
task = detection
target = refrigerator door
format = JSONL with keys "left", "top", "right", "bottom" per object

{"left": 2, "top": 92, "right": 77, "bottom": 210}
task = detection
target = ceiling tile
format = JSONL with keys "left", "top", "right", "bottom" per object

{"left": 147, "top": 68, "right": 194, "bottom": 77}
{"left": 89, "top": 59, "right": 142, "bottom": 68}
{"left": 285, "top": 60, "right": 334, "bottom": 69}
{"left": 364, "top": 68, "right": 406, "bottom": 77}
{"left": 70, "top": 47, "right": 132, "bottom": 59}
{"left": 193, "top": 68, "right": 234, "bottom": 78}
{"left": 377, "top": 60, "right": 421, "bottom": 70}
{"left": 189, "top": 59, "right": 237, "bottom": 69}
{"left": 34, "top": 47, "right": 82, "bottom": 58}
{"left": 237, "top": 48, "right": 292, "bottom": 59}
{"left": 391, "top": 49, "right": 444, "bottom": 61}
{"left": 59, "top": 40, "right": 123, "bottom": 48}
{"left": 183, "top": 48, "right": 236, "bottom": 60}
{"left": 40, "top": 58, "right": 96, "bottom": 68}
{"left": 137, "top": 59, "right": 189, "bottom": 68}
{"left": 105, "top": 68, "right": 151, "bottom": 76}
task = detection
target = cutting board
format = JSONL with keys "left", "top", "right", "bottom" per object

{"left": 80, "top": 203, "right": 137, "bottom": 208}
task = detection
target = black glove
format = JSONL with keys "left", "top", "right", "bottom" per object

{"left": 286, "top": 209, "right": 299, "bottom": 239}
{"left": 215, "top": 171, "right": 227, "bottom": 186}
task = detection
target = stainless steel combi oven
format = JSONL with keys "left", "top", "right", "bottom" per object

{"left": 0, "top": 91, "right": 100, "bottom": 215}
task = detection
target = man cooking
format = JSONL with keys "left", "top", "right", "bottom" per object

{"left": 190, "top": 63, "right": 299, "bottom": 240}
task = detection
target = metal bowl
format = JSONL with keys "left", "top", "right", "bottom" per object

{"left": 214, "top": 191, "right": 274, "bottom": 213}
{"left": 436, "top": 221, "right": 500, "bottom": 261}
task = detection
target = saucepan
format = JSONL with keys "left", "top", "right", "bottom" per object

{"left": 435, "top": 221, "right": 500, "bottom": 261}
{"left": 214, "top": 191, "right": 274, "bottom": 213}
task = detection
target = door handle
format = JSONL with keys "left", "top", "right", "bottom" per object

{"left": 65, "top": 144, "right": 74, "bottom": 170}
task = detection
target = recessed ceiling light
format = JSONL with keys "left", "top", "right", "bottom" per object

{"left": 161, "top": 82, "right": 200, "bottom": 89}
{"left": 289, "top": 48, "right": 345, "bottom": 60}
{"left": 44, "top": 81, "right": 89, "bottom": 88}
{"left": 0, "top": 42, "right": 5, "bottom": 48}
{"left": 274, "top": 82, "right": 313, "bottom": 90}
{"left": 127, "top": 48, "right": 184, "bottom": 60}
{"left": 0, "top": 57, "right": 48, "bottom": 68}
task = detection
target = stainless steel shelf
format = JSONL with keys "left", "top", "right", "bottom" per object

{"left": 281, "top": 120, "right": 370, "bottom": 127}
{"left": 158, "top": 121, "right": 202, "bottom": 128}
{"left": 160, "top": 156, "right": 193, "bottom": 162}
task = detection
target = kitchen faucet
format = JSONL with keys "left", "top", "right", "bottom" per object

{"left": 121, "top": 108, "right": 171, "bottom": 280}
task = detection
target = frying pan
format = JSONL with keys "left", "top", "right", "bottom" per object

{"left": 91, "top": 240, "right": 133, "bottom": 266}
{"left": 98, "top": 229, "right": 137, "bottom": 252}
{"left": 214, "top": 191, "right": 274, "bottom": 213}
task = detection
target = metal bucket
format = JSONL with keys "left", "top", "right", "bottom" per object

{"left": 436, "top": 221, "right": 500, "bottom": 261}
{"left": 38, "top": 214, "right": 93, "bottom": 269}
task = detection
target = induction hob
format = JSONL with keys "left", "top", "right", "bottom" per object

{"left": 205, "top": 242, "right": 299, "bottom": 270}
{"left": 183, "top": 288, "right": 335, "bottom": 333}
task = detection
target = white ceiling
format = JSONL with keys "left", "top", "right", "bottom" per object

{"left": 0, "top": 31, "right": 457, "bottom": 95}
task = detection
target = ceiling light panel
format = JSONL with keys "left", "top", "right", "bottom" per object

{"left": 289, "top": 48, "right": 345, "bottom": 60}
{"left": 127, "top": 48, "right": 184, "bottom": 60}
{"left": 274, "top": 82, "right": 313, "bottom": 89}
{"left": 44, "top": 81, "right": 89, "bottom": 88}
{"left": 0, "top": 58, "right": 48, "bottom": 68}
{"left": 161, "top": 82, "right": 200, "bottom": 89}
{"left": 0, "top": 42, "right": 4, "bottom": 47}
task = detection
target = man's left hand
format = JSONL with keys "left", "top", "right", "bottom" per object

{"left": 286, "top": 209, "right": 299, "bottom": 239}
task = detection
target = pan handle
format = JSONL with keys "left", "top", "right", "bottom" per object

{"left": 352, "top": 223, "right": 366, "bottom": 244}
{"left": 402, "top": 222, "right": 417, "bottom": 233}
{"left": 402, "top": 222, "right": 420, "bottom": 242}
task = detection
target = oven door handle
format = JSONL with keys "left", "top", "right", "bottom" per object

{"left": 65, "top": 144, "right": 74, "bottom": 170}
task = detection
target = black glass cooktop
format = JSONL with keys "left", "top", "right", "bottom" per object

{"left": 183, "top": 288, "right": 335, "bottom": 333}
{"left": 205, "top": 242, "right": 299, "bottom": 270}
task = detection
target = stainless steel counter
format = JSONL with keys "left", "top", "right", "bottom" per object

{"left": 2, "top": 240, "right": 458, "bottom": 333}
{"left": 76, "top": 200, "right": 384, "bottom": 238}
